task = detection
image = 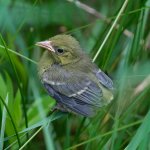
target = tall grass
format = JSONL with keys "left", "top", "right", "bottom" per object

{"left": 0, "top": 0, "right": 150, "bottom": 149}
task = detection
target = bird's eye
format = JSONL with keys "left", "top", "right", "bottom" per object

{"left": 56, "top": 48, "right": 64, "bottom": 54}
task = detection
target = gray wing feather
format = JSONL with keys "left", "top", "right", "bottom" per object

{"left": 95, "top": 69, "right": 113, "bottom": 89}
{"left": 44, "top": 83, "right": 96, "bottom": 117}
{"left": 44, "top": 76, "right": 103, "bottom": 107}
{"left": 42, "top": 68, "right": 113, "bottom": 117}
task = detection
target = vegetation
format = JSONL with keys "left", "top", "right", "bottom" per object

{"left": 0, "top": 0, "right": 150, "bottom": 149}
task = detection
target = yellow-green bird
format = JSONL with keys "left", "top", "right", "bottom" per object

{"left": 36, "top": 34, "right": 113, "bottom": 117}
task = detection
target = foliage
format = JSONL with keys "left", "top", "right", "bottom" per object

{"left": 0, "top": 0, "right": 150, "bottom": 149}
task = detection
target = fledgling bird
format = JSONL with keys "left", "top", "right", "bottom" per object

{"left": 36, "top": 34, "right": 114, "bottom": 117}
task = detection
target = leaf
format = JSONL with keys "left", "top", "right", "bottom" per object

{"left": 13, "top": 89, "right": 22, "bottom": 127}
{"left": 125, "top": 110, "right": 150, "bottom": 150}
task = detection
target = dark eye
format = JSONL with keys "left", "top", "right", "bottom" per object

{"left": 56, "top": 48, "right": 64, "bottom": 54}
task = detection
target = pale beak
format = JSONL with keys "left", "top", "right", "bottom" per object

{"left": 35, "top": 40, "right": 55, "bottom": 52}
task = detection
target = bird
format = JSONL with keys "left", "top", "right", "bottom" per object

{"left": 36, "top": 34, "right": 114, "bottom": 117}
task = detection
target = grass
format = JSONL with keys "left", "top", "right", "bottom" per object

{"left": 0, "top": 0, "right": 150, "bottom": 149}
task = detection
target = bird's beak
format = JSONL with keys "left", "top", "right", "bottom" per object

{"left": 35, "top": 40, "right": 55, "bottom": 52}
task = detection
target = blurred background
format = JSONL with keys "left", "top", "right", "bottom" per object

{"left": 0, "top": 0, "right": 150, "bottom": 149}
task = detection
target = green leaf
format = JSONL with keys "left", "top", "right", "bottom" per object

{"left": 13, "top": 89, "right": 22, "bottom": 128}
{"left": 125, "top": 110, "right": 150, "bottom": 150}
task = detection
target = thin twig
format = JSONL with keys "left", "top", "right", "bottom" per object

{"left": 67, "top": 0, "right": 133, "bottom": 38}
{"left": 133, "top": 75, "right": 150, "bottom": 96}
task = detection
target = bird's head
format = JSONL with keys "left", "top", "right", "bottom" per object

{"left": 36, "top": 34, "right": 83, "bottom": 66}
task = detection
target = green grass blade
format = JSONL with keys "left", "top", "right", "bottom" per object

{"left": 31, "top": 79, "right": 55, "bottom": 150}
{"left": 0, "top": 95, "right": 21, "bottom": 147}
{"left": 0, "top": 34, "right": 29, "bottom": 139}
{"left": 66, "top": 120, "right": 142, "bottom": 150}
{"left": 0, "top": 44, "right": 37, "bottom": 64}
{"left": 92, "top": 0, "right": 130, "bottom": 62}
{"left": 125, "top": 110, "right": 150, "bottom": 150}
{"left": 0, "top": 94, "right": 8, "bottom": 150}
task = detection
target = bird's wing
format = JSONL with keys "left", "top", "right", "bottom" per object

{"left": 95, "top": 69, "right": 113, "bottom": 90}
{"left": 42, "top": 73, "right": 103, "bottom": 117}
{"left": 44, "top": 83, "right": 97, "bottom": 117}
{"left": 43, "top": 75, "right": 103, "bottom": 106}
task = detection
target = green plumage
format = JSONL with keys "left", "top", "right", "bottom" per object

{"left": 36, "top": 34, "right": 114, "bottom": 117}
